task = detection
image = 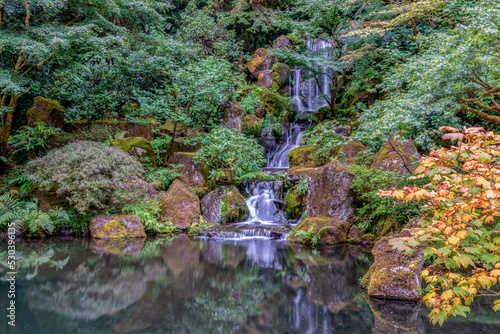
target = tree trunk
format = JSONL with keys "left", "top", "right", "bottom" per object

{"left": 165, "top": 121, "right": 177, "bottom": 165}
{"left": 0, "top": 94, "right": 18, "bottom": 156}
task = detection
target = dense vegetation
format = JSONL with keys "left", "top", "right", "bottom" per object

{"left": 1, "top": 0, "right": 500, "bottom": 325}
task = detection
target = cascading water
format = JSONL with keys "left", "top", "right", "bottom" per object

{"left": 241, "top": 38, "right": 333, "bottom": 229}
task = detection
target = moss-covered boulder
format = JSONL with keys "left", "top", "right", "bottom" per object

{"left": 90, "top": 214, "right": 146, "bottom": 239}
{"left": 257, "top": 70, "right": 272, "bottom": 88}
{"left": 222, "top": 101, "right": 244, "bottom": 132}
{"left": 201, "top": 186, "right": 249, "bottom": 224}
{"left": 361, "top": 229, "right": 424, "bottom": 301}
{"left": 160, "top": 179, "right": 201, "bottom": 230}
{"left": 26, "top": 97, "right": 65, "bottom": 129}
{"left": 288, "top": 217, "right": 349, "bottom": 244}
{"left": 293, "top": 160, "right": 355, "bottom": 221}
{"left": 288, "top": 145, "right": 315, "bottom": 168}
{"left": 337, "top": 140, "right": 368, "bottom": 165}
{"left": 273, "top": 35, "right": 291, "bottom": 49}
{"left": 271, "top": 63, "right": 290, "bottom": 87}
{"left": 247, "top": 48, "right": 274, "bottom": 77}
{"left": 168, "top": 152, "right": 205, "bottom": 188}
{"left": 284, "top": 186, "right": 306, "bottom": 219}
{"left": 242, "top": 114, "right": 263, "bottom": 137}
{"left": 110, "top": 137, "right": 155, "bottom": 163}
{"left": 260, "top": 90, "right": 294, "bottom": 118}
{"left": 371, "top": 137, "right": 421, "bottom": 175}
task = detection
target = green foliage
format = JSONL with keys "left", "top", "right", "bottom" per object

{"left": 350, "top": 164, "right": 423, "bottom": 233}
{"left": 190, "top": 127, "right": 266, "bottom": 179}
{"left": 9, "top": 123, "right": 60, "bottom": 161}
{"left": 5, "top": 166, "right": 33, "bottom": 198}
{"left": 122, "top": 200, "right": 179, "bottom": 234}
{"left": 0, "top": 193, "right": 69, "bottom": 235}
{"left": 297, "top": 177, "right": 308, "bottom": 196}
{"left": 303, "top": 120, "right": 350, "bottom": 166}
{"left": 262, "top": 114, "right": 283, "bottom": 138}
{"left": 239, "top": 86, "right": 264, "bottom": 116}
{"left": 145, "top": 164, "right": 183, "bottom": 190}
{"left": 188, "top": 217, "right": 213, "bottom": 237}
{"left": 26, "top": 141, "right": 159, "bottom": 213}
{"left": 295, "top": 225, "right": 334, "bottom": 248}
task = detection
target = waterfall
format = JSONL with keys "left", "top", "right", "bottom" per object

{"left": 243, "top": 38, "right": 333, "bottom": 226}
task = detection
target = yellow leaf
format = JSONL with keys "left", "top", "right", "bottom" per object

{"left": 456, "top": 230, "right": 468, "bottom": 239}
{"left": 490, "top": 270, "right": 500, "bottom": 278}
{"left": 442, "top": 290, "right": 454, "bottom": 300}
{"left": 448, "top": 236, "right": 460, "bottom": 245}
{"left": 495, "top": 263, "right": 500, "bottom": 269}
{"left": 452, "top": 297, "right": 462, "bottom": 306}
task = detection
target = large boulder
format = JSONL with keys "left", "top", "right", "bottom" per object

{"left": 168, "top": 152, "right": 206, "bottom": 188}
{"left": 90, "top": 214, "right": 146, "bottom": 239}
{"left": 201, "top": 186, "right": 249, "bottom": 224}
{"left": 260, "top": 91, "right": 293, "bottom": 117}
{"left": 361, "top": 229, "right": 424, "bottom": 301}
{"left": 26, "top": 96, "right": 65, "bottom": 129}
{"left": 288, "top": 145, "right": 315, "bottom": 168}
{"left": 288, "top": 217, "right": 349, "bottom": 244}
{"left": 110, "top": 137, "right": 155, "bottom": 163}
{"left": 273, "top": 35, "right": 291, "bottom": 49}
{"left": 337, "top": 139, "right": 368, "bottom": 165}
{"left": 160, "top": 179, "right": 201, "bottom": 230}
{"left": 222, "top": 101, "right": 244, "bottom": 132}
{"left": 257, "top": 70, "right": 272, "bottom": 88}
{"left": 271, "top": 63, "right": 290, "bottom": 87}
{"left": 306, "top": 159, "right": 355, "bottom": 220}
{"left": 247, "top": 48, "right": 274, "bottom": 77}
{"left": 371, "top": 137, "right": 421, "bottom": 175}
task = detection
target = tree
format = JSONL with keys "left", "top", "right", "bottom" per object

{"left": 379, "top": 126, "right": 500, "bottom": 325}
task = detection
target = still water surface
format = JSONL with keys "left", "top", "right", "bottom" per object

{"left": 1, "top": 236, "right": 499, "bottom": 333}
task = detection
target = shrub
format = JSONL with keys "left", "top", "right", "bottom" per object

{"left": 9, "top": 123, "right": 60, "bottom": 161}
{"left": 302, "top": 120, "right": 350, "bottom": 166}
{"left": 122, "top": 200, "right": 178, "bottom": 234}
{"left": 145, "top": 165, "right": 183, "bottom": 190}
{"left": 26, "top": 141, "right": 159, "bottom": 213}
{"left": 189, "top": 127, "right": 266, "bottom": 179}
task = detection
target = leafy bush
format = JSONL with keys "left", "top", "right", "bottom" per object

{"left": 190, "top": 127, "right": 266, "bottom": 179}
{"left": 262, "top": 114, "right": 284, "bottom": 138}
{"left": 145, "top": 165, "right": 183, "bottom": 190}
{"left": 303, "top": 120, "right": 350, "bottom": 166}
{"left": 5, "top": 167, "right": 33, "bottom": 198}
{"left": 122, "top": 200, "right": 178, "bottom": 234}
{"left": 0, "top": 194, "right": 69, "bottom": 235}
{"left": 9, "top": 123, "right": 60, "bottom": 161}
{"left": 26, "top": 141, "right": 159, "bottom": 213}
{"left": 350, "top": 164, "right": 423, "bottom": 233}
{"left": 379, "top": 126, "right": 500, "bottom": 325}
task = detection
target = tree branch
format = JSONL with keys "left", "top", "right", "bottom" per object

{"left": 22, "top": 0, "right": 30, "bottom": 31}
{"left": 21, "top": 51, "right": 56, "bottom": 77}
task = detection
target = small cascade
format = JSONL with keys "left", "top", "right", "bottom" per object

{"left": 267, "top": 124, "right": 305, "bottom": 168}
{"left": 244, "top": 181, "right": 285, "bottom": 224}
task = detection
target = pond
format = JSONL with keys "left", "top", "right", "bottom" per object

{"left": 1, "top": 236, "right": 499, "bottom": 333}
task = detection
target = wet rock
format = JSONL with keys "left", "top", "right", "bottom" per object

{"left": 90, "top": 214, "right": 146, "bottom": 239}
{"left": 366, "top": 297, "right": 424, "bottom": 334}
{"left": 222, "top": 101, "right": 244, "bottom": 132}
{"left": 257, "top": 69, "right": 273, "bottom": 88}
{"left": 198, "top": 224, "right": 289, "bottom": 239}
{"left": 90, "top": 238, "right": 145, "bottom": 256}
{"left": 361, "top": 229, "right": 424, "bottom": 301}
{"left": 337, "top": 139, "right": 368, "bottom": 165}
{"left": 201, "top": 186, "right": 249, "bottom": 224}
{"left": 111, "top": 137, "right": 155, "bottom": 163}
{"left": 247, "top": 48, "right": 274, "bottom": 77}
{"left": 168, "top": 152, "right": 205, "bottom": 188}
{"left": 273, "top": 35, "right": 291, "bottom": 49}
{"left": 347, "top": 225, "right": 363, "bottom": 243}
{"left": 271, "top": 63, "right": 290, "bottom": 87}
{"left": 288, "top": 216, "right": 349, "bottom": 244}
{"left": 288, "top": 145, "right": 315, "bottom": 168}
{"left": 306, "top": 159, "right": 355, "bottom": 220}
{"left": 26, "top": 96, "right": 65, "bottom": 129}
{"left": 160, "top": 179, "right": 201, "bottom": 230}
{"left": 371, "top": 137, "right": 421, "bottom": 175}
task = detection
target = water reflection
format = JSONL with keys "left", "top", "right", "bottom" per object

{"left": 1, "top": 237, "right": 499, "bottom": 333}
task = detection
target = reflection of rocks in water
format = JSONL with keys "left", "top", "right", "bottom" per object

{"left": 307, "top": 264, "right": 353, "bottom": 313}
{"left": 114, "top": 315, "right": 150, "bottom": 333}
{"left": 367, "top": 296, "right": 425, "bottom": 334}
{"left": 162, "top": 234, "right": 204, "bottom": 299}
{"left": 90, "top": 238, "right": 144, "bottom": 255}
{"left": 26, "top": 263, "right": 148, "bottom": 320}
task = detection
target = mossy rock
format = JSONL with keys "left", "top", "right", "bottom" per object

{"left": 90, "top": 214, "right": 146, "bottom": 239}
{"left": 271, "top": 63, "right": 290, "bottom": 87}
{"left": 111, "top": 137, "right": 155, "bottom": 164}
{"left": 337, "top": 139, "right": 368, "bottom": 165}
{"left": 160, "top": 179, "right": 201, "bottom": 230}
{"left": 247, "top": 48, "right": 273, "bottom": 76}
{"left": 260, "top": 90, "right": 294, "bottom": 118}
{"left": 257, "top": 70, "right": 272, "bottom": 88}
{"left": 168, "top": 152, "right": 206, "bottom": 188}
{"left": 287, "top": 216, "right": 349, "bottom": 244}
{"left": 284, "top": 187, "right": 306, "bottom": 219}
{"left": 242, "top": 114, "right": 263, "bottom": 137}
{"left": 201, "top": 186, "right": 249, "bottom": 224}
{"left": 361, "top": 228, "right": 424, "bottom": 301}
{"left": 371, "top": 137, "right": 421, "bottom": 175}
{"left": 288, "top": 145, "right": 315, "bottom": 168}
{"left": 26, "top": 97, "right": 65, "bottom": 129}
{"left": 273, "top": 35, "right": 291, "bottom": 49}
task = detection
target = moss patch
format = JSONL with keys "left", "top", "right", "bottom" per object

{"left": 26, "top": 96, "right": 65, "bottom": 129}
{"left": 271, "top": 63, "right": 290, "bottom": 87}
{"left": 242, "top": 114, "right": 263, "bottom": 137}
{"left": 288, "top": 145, "right": 315, "bottom": 168}
{"left": 90, "top": 214, "right": 146, "bottom": 239}
{"left": 111, "top": 137, "right": 155, "bottom": 163}
{"left": 287, "top": 216, "right": 349, "bottom": 244}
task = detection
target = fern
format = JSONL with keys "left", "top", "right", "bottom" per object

{"left": 146, "top": 165, "right": 183, "bottom": 190}
{"left": 294, "top": 225, "right": 335, "bottom": 248}
{"left": 122, "top": 200, "right": 179, "bottom": 234}
{"left": 297, "top": 177, "right": 309, "bottom": 196}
